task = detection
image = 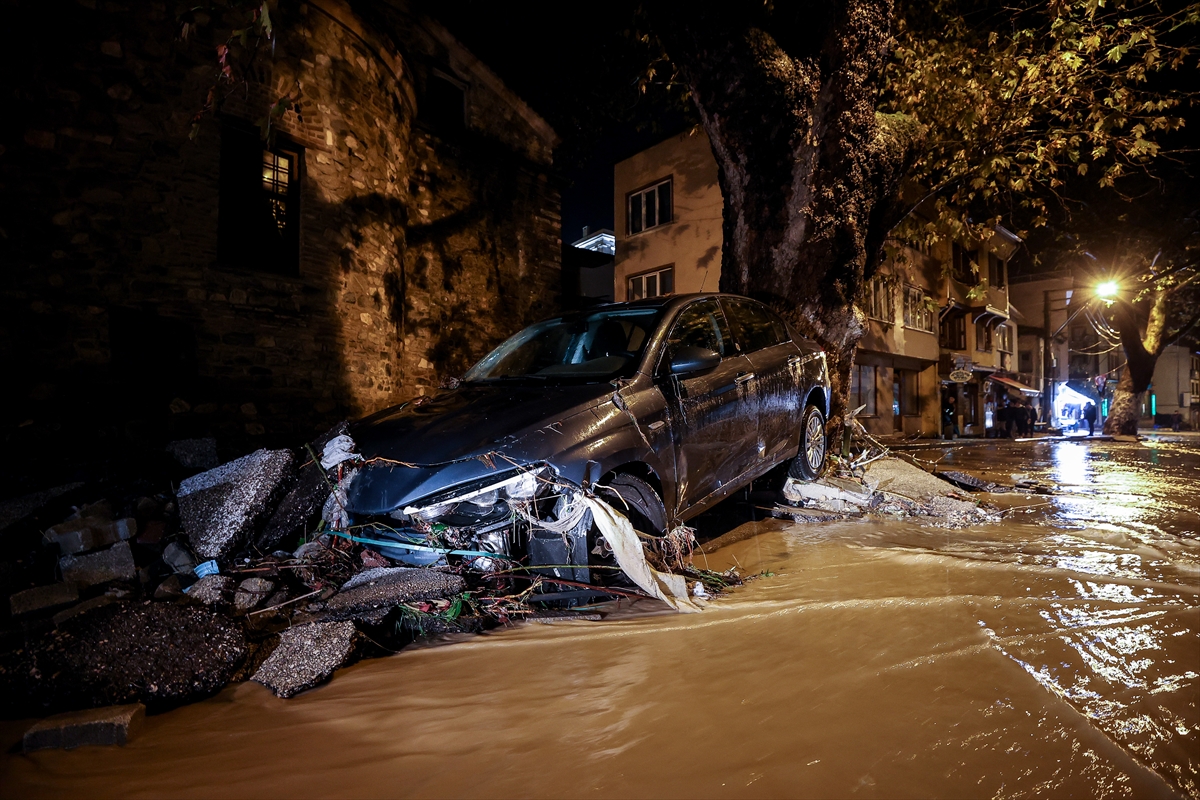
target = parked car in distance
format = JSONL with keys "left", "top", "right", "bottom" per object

{"left": 344, "top": 294, "right": 830, "bottom": 583}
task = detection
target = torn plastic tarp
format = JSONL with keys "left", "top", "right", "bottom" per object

{"left": 320, "top": 434, "right": 359, "bottom": 470}
{"left": 583, "top": 496, "right": 701, "bottom": 613}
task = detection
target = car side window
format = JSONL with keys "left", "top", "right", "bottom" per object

{"left": 662, "top": 300, "right": 733, "bottom": 369}
{"left": 723, "top": 299, "right": 788, "bottom": 353}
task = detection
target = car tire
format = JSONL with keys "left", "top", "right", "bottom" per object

{"left": 788, "top": 404, "right": 827, "bottom": 482}
{"left": 590, "top": 474, "right": 666, "bottom": 586}
{"left": 597, "top": 473, "right": 667, "bottom": 535}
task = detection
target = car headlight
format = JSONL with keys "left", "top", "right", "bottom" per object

{"left": 402, "top": 465, "right": 546, "bottom": 520}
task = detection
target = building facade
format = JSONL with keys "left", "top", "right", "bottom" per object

{"left": 0, "top": 0, "right": 560, "bottom": 447}
{"left": 611, "top": 132, "right": 1023, "bottom": 438}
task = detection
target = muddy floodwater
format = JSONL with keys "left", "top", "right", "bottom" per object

{"left": 2, "top": 436, "right": 1198, "bottom": 799}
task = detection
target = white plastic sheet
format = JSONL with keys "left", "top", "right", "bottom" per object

{"left": 583, "top": 496, "right": 701, "bottom": 613}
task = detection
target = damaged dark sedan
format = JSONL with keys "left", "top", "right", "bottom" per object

{"left": 342, "top": 293, "right": 830, "bottom": 585}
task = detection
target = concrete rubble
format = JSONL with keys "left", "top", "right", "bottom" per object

{"left": 252, "top": 621, "right": 358, "bottom": 698}
{"left": 777, "top": 457, "right": 1000, "bottom": 527}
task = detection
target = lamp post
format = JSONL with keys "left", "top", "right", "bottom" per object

{"left": 1044, "top": 279, "right": 1120, "bottom": 430}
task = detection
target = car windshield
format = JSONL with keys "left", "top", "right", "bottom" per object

{"left": 463, "top": 307, "right": 664, "bottom": 383}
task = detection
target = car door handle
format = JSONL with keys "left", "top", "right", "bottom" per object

{"left": 789, "top": 354, "right": 816, "bottom": 367}
{"left": 735, "top": 371, "right": 755, "bottom": 385}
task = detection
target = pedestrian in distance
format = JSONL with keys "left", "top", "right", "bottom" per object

{"left": 1083, "top": 401, "right": 1098, "bottom": 436}
{"left": 1012, "top": 400, "right": 1029, "bottom": 437}
{"left": 943, "top": 394, "right": 959, "bottom": 439}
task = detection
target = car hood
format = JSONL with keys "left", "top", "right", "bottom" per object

{"left": 346, "top": 381, "right": 614, "bottom": 514}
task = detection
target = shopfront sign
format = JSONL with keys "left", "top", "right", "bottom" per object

{"left": 948, "top": 369, "right": 972, "bottom": 383}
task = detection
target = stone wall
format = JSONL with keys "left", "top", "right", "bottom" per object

{"left": 0, "top": 0, "right": 560, "bottom": 469}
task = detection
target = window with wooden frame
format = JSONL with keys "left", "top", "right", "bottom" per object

{"left": 218, "top": 120, "right": 301, "bottom": 275}
{"left": 626, "top": 178, "right": 673, "bottom": 235}
{"left": 866, "top": 278, "right": 894, "bottom": 322}
{"left": 987, "top": 251, "right": 1007, "bottom": 288}
{"left": 951, "top": 243, "right": 978, "bottom": 284}
{"left": 903, "top": 286, "right": 935, "bottom": 332}
{"left": 940, "top": 311, "right": 966, "bottom": 350}
{"left": 996, "top": 323, "right": 1013, "bottom": 353}
{"left": 975, "top": 319, "right": 993, "bottom": 352}
{"left": 627, "top": 265, "right": 674, "bottom": 300}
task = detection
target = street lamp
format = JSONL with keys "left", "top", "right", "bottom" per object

{"left": 1096, "top": 280, "right": 1120, "bottom": 300}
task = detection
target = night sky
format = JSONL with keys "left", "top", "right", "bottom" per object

{"left": 438, "top": 1, "right": 692, "bottom": 244}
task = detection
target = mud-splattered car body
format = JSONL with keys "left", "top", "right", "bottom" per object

{"left": 344, "top": 294, "right": 829, "bottom": 578}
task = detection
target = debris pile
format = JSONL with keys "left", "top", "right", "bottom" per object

{"left": 777, "top": 456, "right": 1000, "bottom": 527}
{"left": 0, "top": 421, "right": 740, "bottom": 729}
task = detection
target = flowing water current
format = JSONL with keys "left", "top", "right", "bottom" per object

{"left": 2, "top": 436, "right": 1198, "bottom": 798}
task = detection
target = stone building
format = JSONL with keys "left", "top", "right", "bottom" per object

{"left": 0, "top": 0, "right": 560, "bottom": 450}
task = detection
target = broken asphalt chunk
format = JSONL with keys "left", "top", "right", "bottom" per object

{"left": 322, "top": 567, "right": 466, "bottom": 624}
{"left": 178, "top": 448, "right": 294, "bottom": 560}
{"left": 0, "top": 601, "right": 246, "bottom": 716}
{"left": 252, "top": 621, "right": 358, "bottom": 698}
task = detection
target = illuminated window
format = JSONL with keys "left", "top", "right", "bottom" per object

{"left": 903, "top": 286, "right": 935, "bottom": 332}
{"left": 218, "top": 121, "right": 301, "bottom": 275}
{"left": 996, "top": 323, "right": 1013, "bottom": 353}
{"left": 262, "top": 151, "right": 291, "bottom": 234}
{"left": 627, "top": 178, "right": 672, "bottom": 235}
{"left": 627, "top": 265, "right": 674, "bottom": 300}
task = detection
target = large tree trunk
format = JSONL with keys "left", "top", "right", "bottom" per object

{"left": 650, "top": 2, "right": 917, "bottom": 428}
{"left": 1103, "top": 289, "right": 1168, "bottom": 435}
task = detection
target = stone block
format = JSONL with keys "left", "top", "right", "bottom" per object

{"left": 23, "top": 704, "right": 145, "bottom": 751}
{"left": 178, "top": 448, "right": 294, "bottom": 560}
{"left": 59, "top": 541, "right": 136, "bottom": 588}
{"left": 10, "top": 583, "right": 79, "bottom": 617}
{"left": 46, "top": 518, "right": 137, "bottom": 555}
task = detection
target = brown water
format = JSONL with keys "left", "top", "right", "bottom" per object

{"left": 3, "top": 436, "right": 1198, "bottom": 799}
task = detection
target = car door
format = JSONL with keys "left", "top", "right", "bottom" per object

{"left": 721, "top": 297, "right": 802, "bottom": 465}
{"left": 658, "top": 298, "right": 759, "bottom": 512}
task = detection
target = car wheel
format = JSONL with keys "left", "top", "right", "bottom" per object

{"left": 788, "top": 404, "right": 827, "bottom": 482}
{"left": 590, "top": 474, "right": 666, "bottom": 585}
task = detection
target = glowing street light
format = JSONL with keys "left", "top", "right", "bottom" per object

{"left": 1096, "top": 280, "right": 1120, "bottom": 299}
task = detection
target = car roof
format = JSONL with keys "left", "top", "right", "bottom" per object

{"left": 586, "top": 293, "right": 754, "bottom": 313}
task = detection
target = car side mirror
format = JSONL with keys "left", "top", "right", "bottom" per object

{"left": 669, "top": 346, "right": 721, "bottom": 376}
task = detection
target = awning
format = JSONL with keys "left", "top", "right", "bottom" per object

{"left": 971, "top": 305, "right": 1009, "bottom": 325}
{"left": 989, "top": 375, "right": 1040, "bottom": 396}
